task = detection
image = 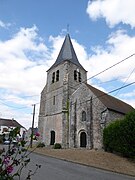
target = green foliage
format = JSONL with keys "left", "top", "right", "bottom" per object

{"left": 37, "top": 142, "right": 45, "bottom": 148}
{"left": 53, "top": 143, "right": 62, "bottom": 149}
{"left": 0, "top": 136, "right": 3, "bottom": 144}
{"left": 103, "top": 110, "right": 135, "bottom": 158}
{"left": 0, "top": 127, "right": 41, "bottom": 179}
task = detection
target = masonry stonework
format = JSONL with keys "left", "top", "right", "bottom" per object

{"left": 38, "top": 34, "right": 133, "bottom": 149}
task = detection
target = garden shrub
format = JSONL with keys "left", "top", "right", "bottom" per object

{"left": 53, "top": 143, "right": 62, "bottom": 149}
{"left": 37, "top": 142, "right": 45, "bottom": 148}
{"left": 103, "top": 110, "right": 135, "bottom": 158}
{"left": 0, "top": 138, "right": 3, "bottom": 144}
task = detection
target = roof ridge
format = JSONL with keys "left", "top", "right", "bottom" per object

{"left": 85, "top": 83, "right": 133, "bottom": 114}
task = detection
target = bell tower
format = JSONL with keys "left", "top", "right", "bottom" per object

{"left": 38, "top": 34, "right": 87, "bottom": 148}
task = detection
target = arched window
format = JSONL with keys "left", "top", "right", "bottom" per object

{"left": 78, "top": 72, "right": 81, "bottom": 82}
{"left": 53, "top": 96, "right": 55, "bottom": 105}
{"left": 50, "top": 130, "right": 55, "bottom": 145}
{"left": 56, "top": 70, "right": 59, "bottom": 81}
{"left": 52, "top": 72, "right": 55, "bottom": 83}
{"left": 82, "top": 111, "right": 86, "bottom": 121}
{"left": 74, "top": 70, "right": 77, "bottom": 81}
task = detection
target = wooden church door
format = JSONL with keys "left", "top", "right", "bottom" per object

{"left": 80, "top": 132, "right": 87, "bottom": 147}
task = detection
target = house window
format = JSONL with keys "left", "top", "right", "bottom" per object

{"left": 53, "top": 96, "right": 55, "bottom": 105}
{"left": 82, "top": 111, "right": 86, "bottom": 121}
{"left": 52, "top": 72, "right": 55, "bottom": 83}
{"left": 3, "top": 128, "right": 8, "bottom": 133}
{"left": 56, "top": 70, "right": 59, "bottom": 81}
{"left": 74, "top": 70, "right": 77, "bottom": 81}
{"left": 78, "top": 72, "right": 81, "bottom": 82}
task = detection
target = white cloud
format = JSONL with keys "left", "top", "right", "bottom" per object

{"left": 85, "top": 30, "right": 135, "bottom": 83}
{"left": 86, "top": 0, "right": 135, "bottom": 28}
{"left": 0, "top": 26, "right": 135, "bottom": 128}
{"left": 120, "top": 90, "right": 135, "bottom": 98}
{"left": 0, "top": 20, "right": 11, "bottom": 29}
{"left": 49, "top": 35, "right": 64, "bottom": 65}
{"left": 0, "top": 25, "right": 50, "bottom": 95}
{"left": 0, "top": 26, "right": 51, "bottom": 128}
{"left": 48, "top": 32, "right": 135, "bottom": 102}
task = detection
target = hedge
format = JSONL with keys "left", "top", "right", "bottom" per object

{"left": 103, "top": 110, "right": 135, "bottom": 158}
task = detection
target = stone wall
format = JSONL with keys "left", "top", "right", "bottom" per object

{"left": 69, "top": 83, "right": 107, "bottom": 150}
{"left": 38, "top": 60, "right": 87, "bottom": 147}
{"left": 43, "top": 114, "right": 63, "bottom": 145}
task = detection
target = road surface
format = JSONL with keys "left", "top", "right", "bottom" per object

{"left": 16, "top": 152, "right": 135, "bottom": 180}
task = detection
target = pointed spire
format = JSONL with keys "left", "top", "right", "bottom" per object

{"left": 48, "top": 34, "right": 85, "bottom": 71}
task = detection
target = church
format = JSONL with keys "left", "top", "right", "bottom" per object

{"left": 38, "top": 34, "right": 133, "bottom": 149}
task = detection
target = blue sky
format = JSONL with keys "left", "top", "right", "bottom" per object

{"left": 0, "top": 0, "right": 135, "bottom": 129}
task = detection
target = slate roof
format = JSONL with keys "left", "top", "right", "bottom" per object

{"left": 48, "top": 34, "right": 86, "bottom": 71}
{"left": 0, "top": 118, "right": 24, "bottom": 128}
{"left": 85, "top": 83, "right": 134, "bottom": 114}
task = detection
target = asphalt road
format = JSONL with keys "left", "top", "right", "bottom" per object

{"left": 15, "top": 152, "right": 135, "bottom": 180}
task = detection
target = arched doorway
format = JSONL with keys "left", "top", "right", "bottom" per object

{"left": 80, "top": 132, "right": 87, "bottom": 147}
{"left": 50, "top": 130, "right": 55, "bottom": 145}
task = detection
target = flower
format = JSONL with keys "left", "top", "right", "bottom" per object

{"left": 6, "top": 165, "right": 13, "bottom": 174}
{"left": 35, "top": 132, "right": 40, "bottom": 137}
{"left": 3, "top": 156, "right": 10, "bottom": 165}
{"left": 0, "top": 127, "right": 40, "bottom": 179}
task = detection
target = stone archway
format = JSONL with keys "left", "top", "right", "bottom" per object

{"left": 80, "top": 132, "right": 87, "bottom": 147}
{"left": 50, "top": 130, "right": 55, "bottom": 145}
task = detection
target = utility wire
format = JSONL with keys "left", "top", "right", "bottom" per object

{"left": 73, "top": 81, "right": 135, "bottom": 110}
{"left": 0, "top": 94, "right": 39, "bottom": 101}
{"left": 114, "top": 67, "right": 135, "bottom": 95}
{"left": 96, "top": 77, "right": 122, "bottom": 85}
{"left": 108, "top": 81, "right": 135, "bottom": 95}
{"left": 0, "top": 98, "right": 39, "bottom": 110}
{"left": 87, "top": 53, "right": 135, "bottom": 81}
{"left": 0, "top": 53, "right": 135, "bottom": 109}
{"left": 39, "top": 53, "right": 135, "bottom": 103}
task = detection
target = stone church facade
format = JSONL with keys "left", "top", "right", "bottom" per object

{"left": 38, "top": 34, "right": 133, "bottom": 149}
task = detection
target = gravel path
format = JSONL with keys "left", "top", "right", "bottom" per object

{"left": 32, "top": 148, "right": 135, "bottom": 177}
